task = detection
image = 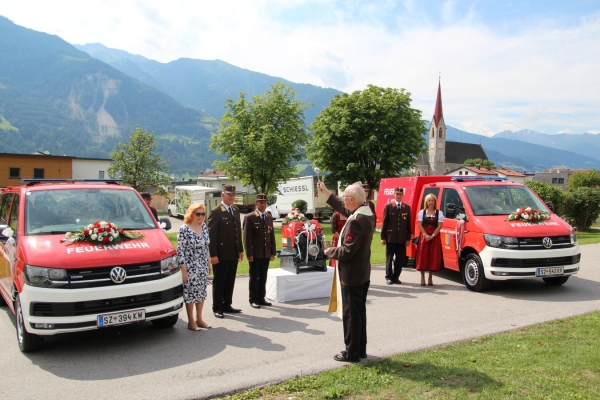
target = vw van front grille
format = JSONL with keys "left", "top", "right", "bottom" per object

{"left": 491, "top": 254, "right": 581, "bottom": 268}
{"left": 64, "top": 262, "right": 162, "bottom": 288}
{"left": 516, "top": 235, "right": 573, "bottom": 250}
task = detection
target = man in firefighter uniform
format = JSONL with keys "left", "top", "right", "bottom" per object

{"left": 208, "top": 184, "right": 244, "bottom": 319}
{"left": 380, "top": 187, "right": 412, "bottom": 285}
{"left": 243, "top": 194, "right": 276, "bottom": 309}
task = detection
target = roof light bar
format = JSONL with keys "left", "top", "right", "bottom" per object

{"left": 22, "top": 178, "right": 123, "bottom": 186}
{"left": 451, "top": 176, "right": 508, "bottom": 182}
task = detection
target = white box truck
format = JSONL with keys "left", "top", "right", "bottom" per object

{"left": 267, "top": 176, "right": 333, "bottom": 220}
{"left": 168, "top": 186, "right": 219, "bottom": 218}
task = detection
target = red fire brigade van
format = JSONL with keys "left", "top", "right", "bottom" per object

{"left": 0, "top": 179, "right": 183, "bottom": 352}
{"left": 376, "top": 176, "right": 580, "bottom": 291}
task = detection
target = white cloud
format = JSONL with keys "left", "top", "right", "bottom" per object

{"left": 1, "top": 1, "right": 600, "bottom": 137}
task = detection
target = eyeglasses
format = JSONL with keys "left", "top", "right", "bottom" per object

{"left": 195, "top": 212, "right": 206, "bottom": 217}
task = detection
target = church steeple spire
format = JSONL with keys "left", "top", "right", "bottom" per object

{"left": 433, "top": 79, "right": 443, "bottom": 126}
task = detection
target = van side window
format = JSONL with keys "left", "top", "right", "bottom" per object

{"left": 420, "top": 188, "right": 440, "bottom": 210}
{"left": 0, "top": 193, "right": 13, "bottom": 225}
{"left": 441, "top": 188, "right": 463, "bottom": 218}
{"left": 8, "top": 194, "right": 20, "bottom": 239}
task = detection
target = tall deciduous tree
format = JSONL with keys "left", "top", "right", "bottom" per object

{"left": 210, "top": 82, "right": 309, "bottom": 195}
{"left": 306, "top": 85, "right": 426, "bottom": 191}
{"left": 108, "top": 126, "right": 171, "bottom": 194}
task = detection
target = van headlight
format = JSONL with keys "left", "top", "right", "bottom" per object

{"left": 570, "top": 233, "right": 577, "bottom": 245}
{"left": 160, "top": 255, "right": 180, "bottom": 275}
{"left": 24, "top": 265, "right": 68, "bottom": 287}
{"left": 484, "top": 234, "right": 519, "bottom": 249}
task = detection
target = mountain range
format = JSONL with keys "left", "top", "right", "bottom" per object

{"left": 1, "top": 15, "right": 599, "bottom": 175}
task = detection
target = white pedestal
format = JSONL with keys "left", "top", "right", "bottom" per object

{"left": 266, "top": 267, "right": 334, "bottom": 303}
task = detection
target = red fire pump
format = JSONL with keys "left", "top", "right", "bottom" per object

{"left": 278, "top": 220, "right": 328, "bottom": 274}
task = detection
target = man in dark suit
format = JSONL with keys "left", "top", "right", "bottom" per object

{"left": 380, "top": 187, "right": 412, "bottom": 285}
{"left": 208, "top": 184, "right": 244, "bottom": 319}
{"left": 243, "top": 194, "right": 276, "bottom": 309}
{"left": 318, "top": 181, "right": 374, "bottom": 363}
{"left": 141, "top": 192, "right": 158, "bottom": 221}
{"left": 362, "top": 184, "right": 377, "bottom": 225}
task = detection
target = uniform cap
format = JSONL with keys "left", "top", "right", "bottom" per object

{"left": 362, "top": 184, "right": 370, "bottom": 191}
{"left": 394, "top": 187, "right": 404, "bottom": 194}
{"left": 255, "top": 193, "right": 268, "bottom": 201}
{"left": 222, "top": 184, "right": 236, "bottom": 193}
{"left": 140, "top": 192, "right": 152, "bottom": 200}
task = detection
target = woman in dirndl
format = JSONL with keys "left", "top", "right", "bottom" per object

{"left": 415, "top": 193, "right": 444, "bottom": 286}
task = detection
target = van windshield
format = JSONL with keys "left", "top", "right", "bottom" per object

{"left": 464, "top": 185, "right": 549, "bottom": 216}
{"left": 26, "top": 189, "right": 156, "bottom": 235}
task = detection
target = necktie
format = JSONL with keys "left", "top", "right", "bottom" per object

{"left": 261, "top": 214, "right": 265, "bottom": 221}
{"left": 229, "top": 207, "right": 234, "bottom": 217}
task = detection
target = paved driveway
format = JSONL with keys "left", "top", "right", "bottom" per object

{"left": 1, "top": 245, "right": 599, "bottom": 400}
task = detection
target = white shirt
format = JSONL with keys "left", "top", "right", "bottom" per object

{"left": 418, "top": 209, "right": 445, "bottom": 222}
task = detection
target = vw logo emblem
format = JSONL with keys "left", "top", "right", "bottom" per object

{"left": 542, "top": 237, "right": 553, "bottom": 249}
{"left": 110, "top": 267, "right": 127, "bottom": 284}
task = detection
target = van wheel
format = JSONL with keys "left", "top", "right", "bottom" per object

{"left": 16, "top": 296, "right": 44, "bottom": 352}
{"left": 151, "top": 314, "right": 178, "bottom": 329}
{"left": 463, "top": 253, "right": 490, "bottom": 292}
{"left": 168, "top": 209, "right": 173, "bottom": 217}
{"left": 542, "top": 276, "right": 569, "bottom": 286}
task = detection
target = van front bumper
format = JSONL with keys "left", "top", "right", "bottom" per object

{"left": 19, "top": 272, "right": 183, "bottom": 335}
{"left": 479, "top": 245, "right": 581, "bottom": 281}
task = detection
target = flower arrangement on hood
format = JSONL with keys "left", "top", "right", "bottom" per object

{"left": 282, "top": 208, "right": 308, "bottom": 225}
{"left": 61, "top": 221, "right": 144, "bottom": 244}
{"left": 506, "top": 207, "right": 550, "bottom": 223}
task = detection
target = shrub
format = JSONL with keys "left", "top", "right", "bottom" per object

{"left": 525, "top": 180, "right": 564, "bottom": 215}
{"left": 561, "top": 187, "right": 600, "bottom": 231}
{"left": 292, "top": 199, "right": 308, "bottom": 215}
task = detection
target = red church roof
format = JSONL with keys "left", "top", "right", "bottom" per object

{"left": 433, "top": 80, "right": 443, "bottom": 126}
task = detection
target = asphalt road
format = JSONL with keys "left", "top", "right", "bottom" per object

{"left": 1, "top": 245, "right": 599, "bottom": 400}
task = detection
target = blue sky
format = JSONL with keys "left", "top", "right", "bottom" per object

{"left": 3, "top": 0, "right": 599, "bottom": 136}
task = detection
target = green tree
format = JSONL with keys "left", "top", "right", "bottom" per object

{"left": 306, "top": 85, "right": 426, "bottom": 191}
{"left": 567, "top": 169, "right": 600, "bottom": 190}
{"left": 108, "top": 126, "right": 171, "bottom": 194}
{"left": 562, "top": 187, "right": 600, "bottom": 231}
{"left": 525, "top": 180, "right": 564, "bottom": 215}
{"left": 210, "top": 82, "right": 309, "bottom": 195}
{"left": 463, "top": 158, "right": 495, "bottom": 169}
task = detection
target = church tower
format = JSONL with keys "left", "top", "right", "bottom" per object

{"left": 429, "top": 80, "right": 447, "bottom": 175}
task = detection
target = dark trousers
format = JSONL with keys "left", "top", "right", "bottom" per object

{"left": 341, "top": 280, "right": 370, "bottom": 360}
{"left": 249, "top": 258, "right": 270, "bottom": 303}
{"left": 385, "top": 242, "right": 407, "bottom": 280}
{"left": 212, "top": 260, "right": 238, "bottom": 312}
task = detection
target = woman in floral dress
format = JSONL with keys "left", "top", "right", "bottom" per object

{"left": 177, "top": 203, "right": 211, "bottom": 330}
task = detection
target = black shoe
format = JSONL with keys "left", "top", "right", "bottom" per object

{"left": 333, "top": 352, "right": 359, "bottom": 362}
{"left": 393, "top": 280, "right": 402, "bottom": 285}
{"left": 260, "top": 300, "right": 272, "bottom": 306}
{"left": 250, "top": 302, "right": 261, "bottom": 309}
{"left": 386, "top": 279, "right": 393, "bottom": 285}
{"left": 360, "top": 353, "right": 367, "bottom": 359}
{"left": 213, "top": 312, "right": 224, "bottom": 319}
{"left": 223, "top": 307, "right": 242, "bottom": 314}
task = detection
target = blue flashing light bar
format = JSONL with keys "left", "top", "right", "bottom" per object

{"left": 451, "top": 176, "right": 508, "bottom": 182}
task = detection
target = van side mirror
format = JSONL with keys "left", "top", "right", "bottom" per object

{"left": 446, "top": 204, "right": 467, "bottom": 221}
{"left": 159, "top": 217, "right": 172, "bottom": 231}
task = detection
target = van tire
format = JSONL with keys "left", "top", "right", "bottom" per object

{"left": 151, "top": 314, "right": 179, "bottom": 329}
{"left": 16, "top": 296, "right": 44, "bottom": 352}
{"left": 463, "top": 253, "right": 490, "bottom": 292}
{"left": 542, "top": 276, "right": 569, "bottom": 286}
{"left": 168, "top": 209, "right": 173, "bottom": 217}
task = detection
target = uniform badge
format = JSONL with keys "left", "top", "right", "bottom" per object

{"left": 345, "top": 232, "right": 354, "bottom": 243}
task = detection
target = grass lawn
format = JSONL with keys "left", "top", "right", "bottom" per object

{"left": 221, "top": 311, "right": 600, "bottom": 399}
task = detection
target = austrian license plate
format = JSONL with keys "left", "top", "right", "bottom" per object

{"left": 97, "top": 309, "right": 146, "bottom": 327}
{"left": 536, "top": 267, "right": 564, "bottom": 277}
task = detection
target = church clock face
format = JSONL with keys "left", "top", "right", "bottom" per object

{"left": 438, "top": 143, "right": 444, "bottom": 148}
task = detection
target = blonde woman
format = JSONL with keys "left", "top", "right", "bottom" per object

{"left": 177, "top": 203, "right": 212, "bottom": 330}
{"left": 415, "top": 193, "right": 444, "bottom": 286}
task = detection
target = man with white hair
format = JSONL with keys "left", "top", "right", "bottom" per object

{"left": 317, "top": 181, "right": 374, "bottom": 362}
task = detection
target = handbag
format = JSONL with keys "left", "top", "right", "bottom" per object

{"left": 412, "top": 236, "right": 420, "bottom": 245}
